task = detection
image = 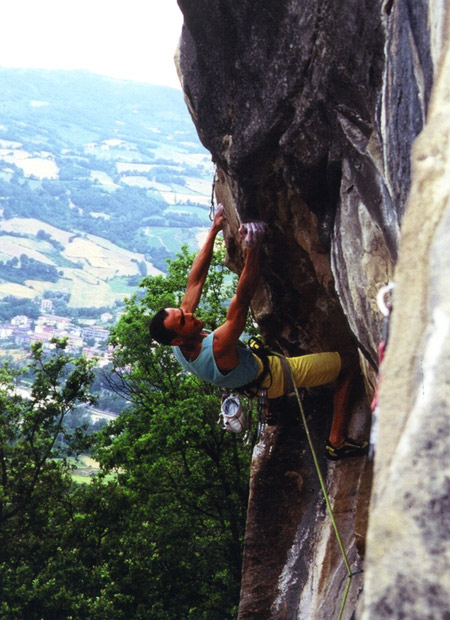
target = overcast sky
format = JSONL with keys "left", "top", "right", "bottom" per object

{"left": 0, "top": 0, "right": 184, "bottom": 88}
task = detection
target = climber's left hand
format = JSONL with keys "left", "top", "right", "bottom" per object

{"left": 239, "top": 221, "right": 266, "bottom": 247}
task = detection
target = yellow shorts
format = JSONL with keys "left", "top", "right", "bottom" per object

{"left": 253, "top": 352, "right": 341, "bottom": 399}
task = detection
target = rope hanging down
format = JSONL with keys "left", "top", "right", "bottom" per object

{"left": 274, "top": 348, "right": 362, "bottom": 620}
{"left": 217, "top": 346, "right": 362, "bottom": 617}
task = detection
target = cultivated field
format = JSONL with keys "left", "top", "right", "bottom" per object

{"left": 0, "top": 217, "right": 163, "bottom": 307}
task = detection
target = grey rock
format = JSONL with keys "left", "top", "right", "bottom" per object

{"left": 176, "top": 0, "right": 449, "bottom": 618}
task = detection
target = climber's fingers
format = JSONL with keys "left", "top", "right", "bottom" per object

{"left": 212, "top": 203, "right": 225, "bottom": 231}
{"left": 239, "top": 221, "right": 266, "bottom": 247}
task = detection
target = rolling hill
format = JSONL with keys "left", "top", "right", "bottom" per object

{"left": 0, "top": 67, "right": 213, "bottom": 313}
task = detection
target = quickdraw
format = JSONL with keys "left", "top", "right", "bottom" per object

{"left": 255, "top": 389, "right": 269, "bottom": 440}
{"left": 209, "top": 167, "right": 217, "bottom": 221}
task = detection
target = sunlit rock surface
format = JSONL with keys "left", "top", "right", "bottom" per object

{"left": 177, "top": 0, "right": 450, "bottom": 617}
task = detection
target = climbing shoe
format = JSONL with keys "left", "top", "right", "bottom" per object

{"left": 325, "top": 438, "right": 369, "bottom": 461}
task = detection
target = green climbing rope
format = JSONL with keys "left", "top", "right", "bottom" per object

{"left": 274, "top": 350, "right": 358, "bottom": 620}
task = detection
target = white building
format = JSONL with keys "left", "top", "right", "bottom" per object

{"left": 0, "top": 324, "right": 13, "bottom": 339}
{"left": 11, "top": 315, "right": 31, "bottom": 327}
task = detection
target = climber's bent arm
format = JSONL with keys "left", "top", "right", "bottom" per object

{"left": 213, "top": 228, "right": 263, "bottom": 365}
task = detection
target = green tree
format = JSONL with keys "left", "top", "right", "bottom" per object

{"left": 96, "top": 243, "right": 253, "bottom": 619}
{"left": 0, "top": 340, "right": 96, "bottom": 619}
{"left": 0, "top": 247, "right": 254, "bottom": 620}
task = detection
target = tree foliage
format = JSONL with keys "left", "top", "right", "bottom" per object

{"left": 0, "top": 340, "right": 96, "bottom": 619}
{"left": 97, "top": 242, "right": 252, "bottom": 618}
{"left": 0, "top": 247, "right": 254, "bottom": 619}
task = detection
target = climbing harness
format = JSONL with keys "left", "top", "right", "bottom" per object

{"left": 217, "top": 337, "right": 277, "bottom": 442}
{"left": 217, "top": 338, "right": 299, "bottom": 440}
{"left": 233, "top": 336, "right": 274, "bottom": 398}
{"left": 236, "top": 336, "right": 294, "bottom": 397}
{"left": 217, "top": 337, "right": 291, "bottom": 433}
{"left": 369, "top": 282, "right": 394, "bottom": 459}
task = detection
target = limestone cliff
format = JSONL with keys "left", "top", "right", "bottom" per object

{"left": 176, "top": 1, "right": 450, "bottom": 618}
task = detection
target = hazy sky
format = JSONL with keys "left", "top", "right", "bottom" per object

{"left": 0, "top": 0, "right": 184, "bottom": 88}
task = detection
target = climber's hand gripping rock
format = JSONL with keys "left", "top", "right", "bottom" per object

{"left": 239, "top": 221, "right": 266, "bottom": 247}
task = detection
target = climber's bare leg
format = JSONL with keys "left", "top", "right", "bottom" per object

{"left": 328, "top": 354, "right": 358, "bottom": 447}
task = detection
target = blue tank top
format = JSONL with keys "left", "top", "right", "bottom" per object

{"left": 172, "top": 332, "right": 259, "bottom": 388}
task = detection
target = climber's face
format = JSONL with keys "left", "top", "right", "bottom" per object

{"left": 164, "top": 307, "right": 203, "bottom": 344}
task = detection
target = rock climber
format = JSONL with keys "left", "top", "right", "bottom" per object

{"left": 149, "top": 204, "right": 368, "bottom": 460}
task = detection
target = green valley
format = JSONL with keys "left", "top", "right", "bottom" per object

{"left": 0, "top": 67, "right": 213, "bottom": 311}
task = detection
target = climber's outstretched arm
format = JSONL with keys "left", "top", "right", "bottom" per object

{"left": 181, "top": 204, "right": 225, "bottom": 313}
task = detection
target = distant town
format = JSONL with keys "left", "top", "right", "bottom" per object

{"left": 0, "top": 297, "right": 118, "bottom": 365}
{"left": 0, "top": 297, "right": 130, "bottom": 427}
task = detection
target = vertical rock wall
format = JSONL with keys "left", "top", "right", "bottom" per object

{"left": 176, "top": 0, "right": 449, "bottom": 618}
{"left": 360, "top": 13, "right": 450, "bottom": 619}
